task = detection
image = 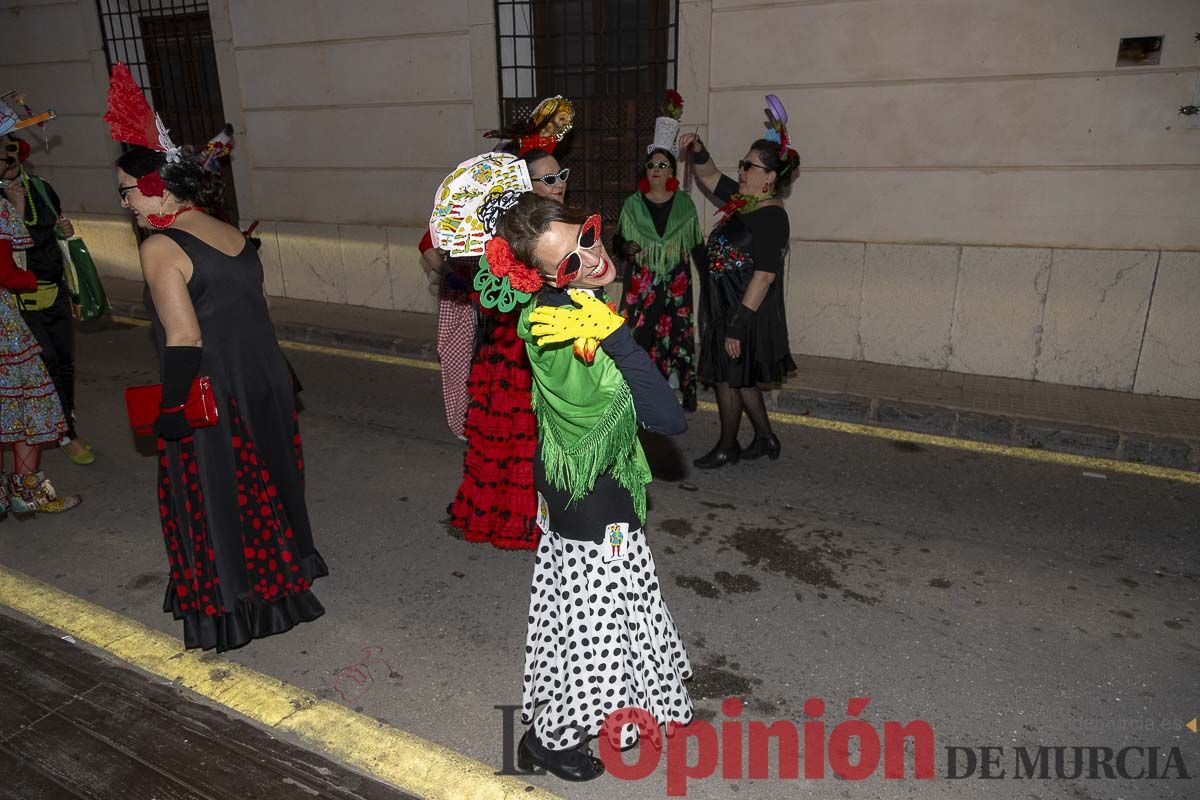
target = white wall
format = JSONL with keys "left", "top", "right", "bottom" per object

{"left": 700, "top": 0, "right": 1200, "bottom": 397}
{"left": 4, "top": 0, "right": 1198, "bottom": 397}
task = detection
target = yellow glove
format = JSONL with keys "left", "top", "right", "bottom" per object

{"left": 529, "top": 289, "right": 624, "bottom": 350}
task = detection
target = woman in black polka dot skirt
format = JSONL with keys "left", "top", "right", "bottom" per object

{"left": 486, "top": 193, "right": 694, "bottom": 782}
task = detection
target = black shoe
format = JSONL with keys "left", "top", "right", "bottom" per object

{"left": 518, "top": 728, "right": 605, "bottom": 782}
{"left": 693, "top": 445, "right": 740, "bottom": 469}
{"left": 741, "top": 434, "right": 781, "bottom": 461}
{"left": 682, "top": 394, "right": 697, "bottom": 413}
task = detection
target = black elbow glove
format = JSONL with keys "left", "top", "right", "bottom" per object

{"left": 724, "top": 304, "right": 756, "bottom": 344}
{"left": 155, "top": 346, "right": 202, "bottom": 441}
{"left": 691, "top": 139, "right": 711, "bottom": 165}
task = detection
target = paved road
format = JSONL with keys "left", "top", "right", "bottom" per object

{"left": 1, "top": 318, "right": 1197, "bottom": 800}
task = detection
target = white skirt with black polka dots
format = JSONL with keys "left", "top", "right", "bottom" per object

{"left": 521, "top": 526, "right": 694, "bottom": 751}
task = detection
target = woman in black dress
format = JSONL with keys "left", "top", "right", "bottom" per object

{"left": 116, "top": 147, "right": 327, "bottom": 651}
{"left": 680, "top": 131, "right": 798, "bottom": 468}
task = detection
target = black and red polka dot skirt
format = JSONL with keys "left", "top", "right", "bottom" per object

{"left": 157, "top": 394, "right": 327, "bottom": 652}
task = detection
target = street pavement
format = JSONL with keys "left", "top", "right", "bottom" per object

{"left": 0, "top": 317, "right": 1197, "bottom": 800}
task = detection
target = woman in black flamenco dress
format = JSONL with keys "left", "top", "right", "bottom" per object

{"left": 680, "top": 132, "right": 798, "bottom": 468}
{"left": 119, "top": 147, "right": 327, "bottom": 652}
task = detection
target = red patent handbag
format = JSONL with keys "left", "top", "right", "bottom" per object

{"left": 124, "top": 377, "right": 219, "bottom": 436}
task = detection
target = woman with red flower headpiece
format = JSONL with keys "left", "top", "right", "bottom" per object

{"left": 106, "top": 63, "right": 327, "bottom": 651}
{"left": 446, "top": 149, "right": 566, "bottom": 550}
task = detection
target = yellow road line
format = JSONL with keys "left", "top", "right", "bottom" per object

{"left": 111, "top": 313, "right": 1198, "bottom": 485}
{"left": 279, "top": 340, "right": 440, "bottom": 372}
{"left": 695, "top": 400, "right": 1200, "bottom": 485}
{"left": 0, "top": 565, "right": 560, "bottom": 800}
{"left": 111, "top": 315, "right": 440, "bottom": 372}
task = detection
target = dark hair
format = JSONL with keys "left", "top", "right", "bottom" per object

{"left": 645, "top": 147, "right": 677, "bottom": 174}
{"left": 115, "top": 145, "right": 224, "bottom": 210}
{"left": 748, "top": 138, "right": 801, "bottom": 193}
{"left": 494, "top": 192, "right": 588, "bottom": 271}
{"left": 520, "top": 148, "right": 556, "bottom": 170}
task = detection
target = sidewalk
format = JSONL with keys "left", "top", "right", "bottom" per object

{"left": 0, "top": 610, "right": 418, "bottom": 800}
{"left": 105, "top": 277, "right": 1200, "bottom": 471}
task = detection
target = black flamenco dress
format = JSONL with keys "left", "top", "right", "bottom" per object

{"left": 697, "top": 176, "right": 796, "bottom": 387}
{"left": 145, "top": 229, "right": 328, "bottom": 652}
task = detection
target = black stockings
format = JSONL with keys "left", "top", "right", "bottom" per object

{"left": 714, "top": 383, "right": 773, "bottom": 449}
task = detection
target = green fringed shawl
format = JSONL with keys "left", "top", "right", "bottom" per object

{"left": 617, "top": 190, "right": 703, "bottom": 278}
{"left": 518, "top": 298, "right": 653, "bottom": 521}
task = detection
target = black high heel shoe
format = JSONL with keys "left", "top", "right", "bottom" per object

{"left": 518, "top": 728, "right": 605, "bottom": 782}
{"left": 741, "top": 434, "right": 781, "bottom": 461}
{"left": 693, "top": 445, "right": 741, "bottom": 469}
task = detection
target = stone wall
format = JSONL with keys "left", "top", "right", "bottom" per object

{"left": 3, "top": 0, "right": 1198, "bottom": 396}
{"left": 699, "top": 0, "right": 1200, "bottom": 397}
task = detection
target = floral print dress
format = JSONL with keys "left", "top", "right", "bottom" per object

{"left": 0, "top": 198, "right": 66, "bottom": 446}
{"left": 617, "top": 192, "right": 702, "bottom": 411}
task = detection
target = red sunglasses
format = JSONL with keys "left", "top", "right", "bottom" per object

{"left": 554, "top": 214, "right": 602, "bottom": 288}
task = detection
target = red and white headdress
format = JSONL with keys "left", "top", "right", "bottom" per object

{"left": 103, "top": 62, "right": 182, "bottom": 164}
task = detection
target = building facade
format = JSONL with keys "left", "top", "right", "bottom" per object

{"left": 4, "top": 0, "right": 1199, "bottom": 396}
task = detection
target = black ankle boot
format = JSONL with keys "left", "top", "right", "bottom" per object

{"left": 518, "top": 728, "right": 605, "bottom": 782}
{"left": 693, "top": 444, "right": 740, "bottom": 469}
{"left": 741, "top": 434, "right": 781, "bottom": 461}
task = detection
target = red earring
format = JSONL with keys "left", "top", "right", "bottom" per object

{"left": 638, "top": 177, "right": 651, "bottom": 194}
{"left": 666, "top": 176, "right": 680, "bottom": 192}
{"left": 761, "top": 182, "right": 770, "bottom": 194}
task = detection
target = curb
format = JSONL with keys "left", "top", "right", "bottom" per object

{"left": 0, "top": 564, "right": 562, "bottom": 800}
{"left": 108, "top": 300, "right": 1200, "bottom": 474}
{"left": 773, "top": 391, "right": 1199, "bottom": 472}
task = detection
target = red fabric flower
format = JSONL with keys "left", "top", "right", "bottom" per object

{"left": 485, "top": 236, "right": 543, "bottom": 294}
{"left": 669, "top": 271, "right": 689, "bottom": 298}
{"left": 665, "top": 176, "right": 680, "bottom": 192}
{"left": 137, "top": 171, "right": 166, "bottom": 198}
{"left": 638, "top": 177, "right": 651, "bottom": 194}
{"left": 665, "top": 90, "right": 684, "bottom": 109}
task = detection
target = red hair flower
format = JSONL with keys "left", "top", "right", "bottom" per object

{"left": 485, "top": 236, "right": 544, "bottom": 294}
{"left": 663, "top": 90, "right": 684, "bottom": 120}
{"left": 137, "top": 171, "right": 166, "bottom": 198}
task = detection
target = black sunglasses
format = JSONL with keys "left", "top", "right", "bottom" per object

{"left": 3, "top": 142, "right": 19, "bottom": 156}
{"left": 645, "top": 160, "right": 671, "bottom": 170}
{"left": 533, "top": 167, "right": 570, "bottom": 187}
{"left": 117, "top": 184, "right": 138, "bottom": 200}
{"left": 738, "top": 159, "right": 769, "bottom": 173}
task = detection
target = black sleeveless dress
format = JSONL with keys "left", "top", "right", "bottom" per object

{"left": 145, "top": 228, "right": 327, "bottom": 652}
{"left": 697, "top": 176, "right": 796, "bottom": 388}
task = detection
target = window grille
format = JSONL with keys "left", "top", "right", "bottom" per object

{"left": 495, "top": 0, "right": 679, "bottom": 225}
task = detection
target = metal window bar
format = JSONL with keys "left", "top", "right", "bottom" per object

{"left": 495, "top": 0, "right": 679, "bottom": 226}
{"left": 94, "top": 0, "right": 238, "bottom": 224}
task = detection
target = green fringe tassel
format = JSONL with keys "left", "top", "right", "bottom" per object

{"left": 621, "top": 214, "right": 703, "bottom": 278}
{"left": 532, "top": 380, "right": 651, "bottom": 521}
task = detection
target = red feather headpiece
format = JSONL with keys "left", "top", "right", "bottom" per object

{"left": 103, "top": 62, "right": 181, "bottom": 162}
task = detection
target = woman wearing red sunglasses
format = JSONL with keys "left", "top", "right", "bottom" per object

{"left": 475, "top": 193, "right": 693, "bottom": 781}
